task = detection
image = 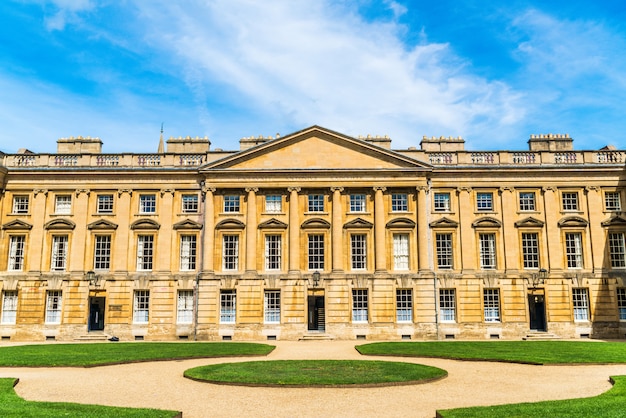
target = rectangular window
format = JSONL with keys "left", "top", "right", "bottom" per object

{"left": 565, "top": 232, "right": 583, "bottom": 269}
{"left": 519, "top": 192, "right": 536, "bottom": 211}
{"left": 265, "top": 235, "right": 282, "bottom": 270}
{"left": 352, "top": 289, "right": 368, "bottom": 322}
{"left": 436, "top": 233, "right": 453, "bottom": 269}
{"left": 562, "top": 192, "right": 579, "bottom": 211}
{"left": 434, "top": 193, "right": 451, "bottom": 212}
{"left": 8, "top": 235, "right": 25, "bottom": 271}
{"left": 182, "top": 194, "right": 199, "bottom": 213}
{"left": 54, "top": 195, "right": 72, "bottom": 214}
{"left": 308, "top": 194, "right": 324, "bottom": 212}
{"left": 479, "top": 233, "right": 496, "bottom": 269}
{"left": 180, "top": 235, "right": 197, "bottom": 271}
{"left": 396, "top": 289, "right": 412, "bottom": 322}
{"left": 1, "top": 291, "right": 18, "bottom": 324}
{"left": 476, "top": 192, "right": 493, "bottom": 211}
{"left": 12, "top": 196, "right": 29, "bottom": 214}
{"left": 223, "top": 195, "right": 240, "bottom": 212}
{"left": 177, "top": 290, "right": 194, "bottom": 324}
{"left": 133, "top": 290, "right": 150, "bottom": 323}
{"left": 265, "top": 195, "right": 282, "bottom": 213}
{"left": 483, "top": 288, "right": 500, "bottom": 322}
{"left": 94, "top": 235, "right": 111, "bottom": 270}
{"left": 97, "top": 194, "right": 114, "bottom": 213}
{"left": 617, "top": 288, "right": 626, "bottom": 320}
{"left": 45, "top": 290, "right": 62, "bottom": 324}
{"left": 439, "top": 289, "right": 456, "bottom": 322}
{"left": 223, "top": 235, "right": 239, "bottom": 271}
{"left": 609, "top": 232, "right": 626, "bottom": 268}
{"left": 393, "top": 233, "right": 409, "bottom": 270}
{"left": 220, "top": 290, "right": 236, "bottom": 323}
{"left": 522, "top": 232, "right": 539, "bottom": 269}
{"left": 307, "top": 234, "right": 324, "bottom": 270}
{"left": 572, "top": 288, "right": 590, "bottom": 321}
{"left": 391, "top": 193, "right": 408, "bottom": 212}
{"left": 349, "top": 194, "right": 366, "bottom": 212}
{"left": 51, "top": 235, "right": 68, "bottom": 271}
{"left": 139, "top": 194, "right": 156, "bottom": 213}
{"left": 350, "top": 234, "right": 367, "bottom": 270}
{"left": 264, "top": 290, "right": 280, "bottom": 323}
{"left": 136, "top": 235, "right": 154, "bottom": 271}
{"left": 605, "top": 192, "right": 622, "bottom": 211}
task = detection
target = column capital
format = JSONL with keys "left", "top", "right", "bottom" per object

{"left": 245, "top": 187, "right": 259, "bottom": 193}
{"left": 457, "top": 186, "right": 472, "bottom": 194}
{"left": 499, "top": 186, "right": 514, "bottom": 194}
{"left": 160, "top": 188, "right": 175, "bottom": 197}
{"left": 373, "top": 186, "right": 387, "bottom": 192}
{"left": 117, "top": 188, "right": 132, "bottom": 197}
{"left": 330, "top": 186, "right": 344, "bottom": 193}
{"left": 416, "top": 185, "right": 429, "bottom": 194}
{"left": 585, "top": 185, "right": 600, "bottom": 193}
{"left": 542, "top": 186, "right": 557, "bottom": 193}
{"left": 287, "top": 187, "right": 301, "bottom": 193}
{"left": 33, "top": 189, "right": 48, "bottom": 197}
{"left": 75, "top": 189, "right": 90, "bottom": 197}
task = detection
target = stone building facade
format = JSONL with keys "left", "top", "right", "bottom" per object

{"left": 1, "top": 125, "right": 625, "bottom": 341}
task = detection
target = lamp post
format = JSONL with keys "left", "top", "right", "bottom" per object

{"left": 85, "top": 270, "right": 100, "bottom": 287}
{"left": 312, "top": 271, "right": 321, "bottom": 288}
{"left": 530, "top": 268, "right": 548, "bottom": 288}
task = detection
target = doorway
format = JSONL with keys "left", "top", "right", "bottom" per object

{"left": 307, "top": 292, "right": 325, "bottom": 331}
{"left": 528, "top": 292, "right": 547, "bottom": 332}
{"left": 89, "top": 296, "right": 106, "bottom": 331}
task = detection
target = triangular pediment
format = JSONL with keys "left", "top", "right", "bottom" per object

{"left": 2, "top": 219, "right": 33, "bottom": 230}
{"left": 558, "top": 216, "right": 588, "bottom": 228}
{"left": 201, "top": 126, "right": 431, "bottom": 172}
{"left": 514, "top": 217, "right": 545, "bottom": 228}
{"left": 429, "top": 217, "right": 458, "bottom": 228}
{"left": 130, "top": 219, "right": 161, "bottom": 230}
{"left": 258, "top": 218, "right": 288, "bottom": 229}
{"left": 472, "top": 217, "right": 502, "bottom": 228}
{"left": 343, "top": 217, "right": 374, "bottom": 229}
{"left": 215, "top": 218, "right": 246, "bottom": 230}
{"left": 44, "top": 218, "right": 76, "bottom": 230}
{"left": 173, "top": 219, "right": 203, "bottom": 230}
{"left": 88, "top": 219, "right": 118, "bottom": 230}
{"left": 602, "top": 215, "right": 626, "bottom": 227}
{"left": 301, "top": 218, "right": 331, "bottom": 229}
{"left": 386, "top": 218, "right": 416, "bottom": 229}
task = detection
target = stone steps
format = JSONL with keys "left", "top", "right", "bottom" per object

{"left": 522, "top": 332, "right": 561, "bottom": 341}
{"left": 74, "top": 333, "right": 109, "bottom": 341}
{"left": 299, "top": 333, "right": 335, "bottom": 341}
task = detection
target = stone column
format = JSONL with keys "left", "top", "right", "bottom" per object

{"left": 114, "top": 189, "right": 132, "bottom": 272}
{"left": 157, "top": 189, "right": 175, "bottom": 272}
{"left": 288, "top": 187, "right": 301, "bottom": 273}
{"left": 30, "top": 189, "right": 49, "bottom": 272}
{"left": 373, "top": 186, "right": 387, "bottom": 272}
{"left": 202, "top": 185, "right": 216, "bottom": 272}
{"left": 416, "top": 185, "right": 430, "bottom": 272}
{"left": 331, "top": 186, "right": 344, "bottom": 272}
{"left": 245, "top": 187, "right": 258, "bottom": 272}
{"left": 542, "top": 186, "right": 560, "bottom": 272}
{"left": 457, "top": 187, "right": 476, "bottom": 271}
{"left": 69, "top": 189, "right": 90, "bottom": 272}
{"left": 584, "top": 186, "right": 603, "bottom": 273}
{"left": 499, "top": 186, "right": 517, "bottom": 272}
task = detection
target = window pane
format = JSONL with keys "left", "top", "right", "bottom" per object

{"left": 55, "top": 195, "right": 72, "bottom": 214}
{"left": 434, "top": 193, "right": 450, "bottom": 211}
{"left": 522, "top": 233, "right": 539, "bottom": 269}
{"left": 483, "top": 289, "right": 500, "bottom": 322}
{"left": 133, "top": 290, "right": 150, "bottom": 323}
{"left": 137, "top": 235, "right": 154, "bottom": 271}
{"left": 476, "top": 193, "right": 493, "bottom": 211}
{"left": 391, "top": 193, "right": 408, "bottom": 212}
{"left": 223, "top": 235, "right": 239, "bottom": 270}
{"left": 308, "top": 194, "right": 324, "bottom": 212}
{"left": 12, "top": 196, "right": 29, "bottom": 213}
{"left": 393, "top": 234, "right": 409, "bottom": 270}
{"left": 224, "top": 195, "right": 240, "bottom": 212}
{"left": 94, "top": 235, "right": 111, "bottom": 270}
{"left": 265, "top": 235, "right": 282, "bottom": 270}
{"left": 265, "top": 195, "right": 282, "bottom": 213}
{"left": 436, "top": 233, "right": 453, "bottom": 269}
{"left": 220, "top": 290, "right": 236, "bottom": 323}
{"left": 609, "top": 233, "right": 626, "bottom": 268}
{"left": 1, "top": 291, "right": 18, "bottom": 324}
{"left": 439, "top": 289, "right": 456, "bottom": 322}
{"left": 180, "top": 235, "right": 197, "bottom": 271}
{"left": 139, "top": 194, "right": 156, "bottom": 213}
{"left": 46, "top": 290, "right": 62, "bottom": 324}
{"left": 177, "top": 290, "right": 194, "bottom": 324}
{"left": 264, "top": 290, "right": 280, "bottom": 323}
{"left": 51, "top": 235, "right": 68, "bottom": 271}
{"left": 565, "top": 233, "right": 583, "bottom": 269}
{"left": 479, "top": 233, "right": 496, "bottom": 269}
{"left": 572, "top": 288, "right": 589, "bottom": 321}
{"left": 617, "top": 288, "right": 626, "bottom": 321}
{"left": 519, "top": 192, "right": 536, "bottom": 211}
{"left": 562, "top": 192, "right": 579, "bottom": 211}
{"left": 349, "top": 194, "right": 366, "bottom": 212}
{"left": 605, "top": 192, "right": 621, "bottom": 211}
{"left": 351, "top": 234, "right": 367, "bottom": 270}
{"left": 308, "top": 234, "right": 324, "bottom": 270}
{"left": 8, "top": 236, "right": 25, "bottom": 271}
{"left": 396, "top": 289, "right": 412, "bottom": 322}
{"left": 352, "top": 289, "right": 368, "bottom": 322}
{"left": 97, "top": 194, "right": 114, "bottom": 213}
{"left": 182, "top": 195, "right": 198, "bottom": 213}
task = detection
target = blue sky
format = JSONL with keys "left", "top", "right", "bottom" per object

{"left": 1, "top": 0, "right": 626, "bottom": 154}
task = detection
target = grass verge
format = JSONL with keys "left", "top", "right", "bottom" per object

{"left": 184, "top": 359, "right": 447, "bottom": 387}
{"left": 0, "top": 342, "right": 275, "bottom": 367}
{"left": 355, "top": 341, "right": 626, "bottom": 364}
{"left": 0, "top": 378, "right": 180, "bottom": 418}
{"left": 436, "top": 375, "right": 626, "bottom": 418}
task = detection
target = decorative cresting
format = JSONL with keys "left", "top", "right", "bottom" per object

{"left": 258, "top": 218, "right": 288, "bottom": 229}
{"left": 557, "top": 216, "right": 589, "bottom": 228}
{"left": 385, "top": 218, "right": 416, "bottom": 228}
{"left": 87, "top": 219, "right": 118, "bottom": 230}
{"left": 301, "top": 218, "right": 331, "bottom": 229}
{"left": 429, "top": 217, "right": 459, "bottom": 228}
{"left": 44, "top": 219, "right": 76, "bottom": 230}
{"left": 215, "top": 218, "right": 245, "bottom": 230}
{"left": 343, "top": 218, "right": 373, "bottom": 229}
{"left": 130, "top": 219, "right": 161, "bottom": 230}
{"left": 471, "top": 217, "right": 502, "bottom": 228}
{"left": 2, "top": 219, "right": 33, "bottom": 230}
{"left": 601, "top": 215, "right": 626, "bottom": 227}
{"left": 173, "top": 219, "right": 203, "bottom": 230}
{"left": 514, "top": 217, "right": 545, "bottom": 228}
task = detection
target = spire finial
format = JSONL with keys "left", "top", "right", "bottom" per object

{"left": 157, "top": 122, "right": 165, "bottom": 154}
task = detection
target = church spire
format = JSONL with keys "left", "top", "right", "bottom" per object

{"left": 157, "top": 123, "right": 165, "bottom": 154}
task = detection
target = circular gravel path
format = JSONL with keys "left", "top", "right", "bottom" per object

{"left": 2, "top": 340, "right": 626, "bottom": 418}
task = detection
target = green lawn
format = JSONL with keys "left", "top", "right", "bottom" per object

{"left": 437, "top": 375, "right": 626, "bottom": 418}
{"left": 0, "top": 342, "right": 275, "bottom": 367}
{"left": 356, "top": 341, "right": 626, "bottom": 364}
{"left": 0, "top": 378, "right": 179, "bottom": 418}
{"left": 184, "top": 359, "right": 447, "bottom": 387}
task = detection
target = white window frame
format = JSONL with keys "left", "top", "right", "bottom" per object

{"left": 97, "top": 194, "right": 114, "bottom": 213}
{"left": 54, "top": 195, "right": 72, "bottom": 214}
{"left": 139, "top": 194, "right": 156, "bottom": 214}
{"left": 180, "top": 235, "right": 197, "bottom": 271}
{"left": 8, "top": 235, "right": 25, "bottom": 271}
{"left": 133, "top": 290, "right": 150, "bottom": 324}
{"left": 609, "top": 232, "right": 626, "bottom": 268}
{"left": 521, "top": 232, "right": 539, "bottom": 269}
{"left": 433, "top": 193, "right": 451, "bottom": 212}
{"left": 439, "top": 289, "right": 456, "bottom": 322}
{"left": 51, "top": 235, "right": 68, "bottom": 272}
{"left": 349, "top": 194, "right": 366, "bottom": 213}
{"left": 1, "top": 291, "right": 18, "bottom": 325}
{"left": 223, "top": 195, "right": 240, "bottom": 213}
{"left": 605, "top": 191, "right": 621, "bottom": 211}
{"left": 94, "top": 235, "right": 111, "bottom": 270}
{"left": 565, "top": 232, "right": 583, "bottom": 269}
{"left": 436, "top": 233, "right": 453, "bottom": 269}
{"left": 265, "top": 195, "right": 282, "bottom": 213}
{"left": 572, "top": 288, "right": 590, "bottom": 322}
{"left": 264, "top": 290, "right": 281, "bottom": 324}
{"left": 45, "top": 290, "right": 62, "bottom": 324}
{"left": 350, "top": 234, "right": 367, "bottom": 270}
{"left": 476, "top": 192, "right": 493, "bottom": 211}
{"left": 223, "top": 235, "right": 239, "bottom": 271}
{"left": 617, "top": 288, "right": 626, "bottom": 321}
{"left": 561, "top": 191, "right": 579, "bottom": 211}
{"left": 182, "top": 194, "right": 199, "bottom": 213}
{"left": 136, "top": 235, "right": 154, "bottom": 271}
{"left": 220, "top": 290, "right": 236, "bottom": 323}
{"left": 391, "top": 193, "right": 408, "bottom": 212}
{"left": 393, "top": 233, "right": 409, "bottom": 270}
{"left": 352, "top": 289, "right": 368, "bottom": 322}
{"left": 265, "top": 235, "right": 282, "bottom": 271}
{"left": 308, "top": 194, "right": 324, "bottom": 212}
{"left": 396, "top": 289, "right": 412, "bottom": 323}
{"left": 177, "top": 290, "right": 194, "bottom": 324}
{"left": 479, "top": 233, "right": 496, "bottom": 269}
{"left": 307, "top": 234, "right": 324, "bottom": 271}
{"left": 12, "top": 196, "right": 29, "bottom": 214}
{"left": 519, "top": 192, "right": 536, "bottom": 211}
{"left": 483, "top": 288, "right": 500, "bottom": 323}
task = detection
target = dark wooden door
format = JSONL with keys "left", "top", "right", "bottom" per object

{"left": 528, "top": 294, "right": 546, "bottom": 331}
{"left": 307, "top": 295, "right": 325, "bottom": 331}
{"left": 89, "top": 297, "right": 105, "bottom": 331}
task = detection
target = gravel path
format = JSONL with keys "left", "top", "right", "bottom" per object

{"left": 2, "top": 340, "right": 626, "bottom": 418}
